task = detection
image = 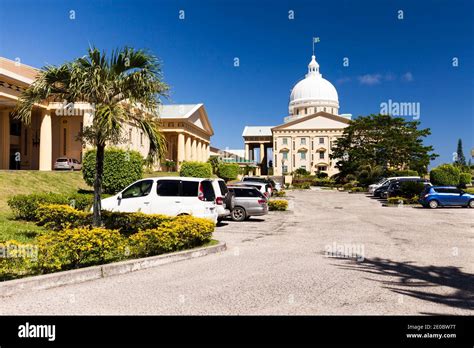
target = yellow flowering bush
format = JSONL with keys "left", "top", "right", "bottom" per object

{"left": 129, "top": 215, "right": 214, "bottom": 257}
{"left": 36, "top": 204, "right": 91, "bottom": 231}
{"left": 0, "top": 240, "right": 38, "bottom": 281}
{"left": 268, "top": 199, "right": 288, "bottom": 211}
{"left": 37, "top": 227, "right": 127, "bottom": 272}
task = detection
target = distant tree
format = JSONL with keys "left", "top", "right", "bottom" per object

{"left": 207, "top": 156, "right": 220, "bottom": 174}
{"left": 454, "top": 138, "right": 466, "bottom": 167}
{"left": 330, "top": 114, "right": 438, "bottom": 180}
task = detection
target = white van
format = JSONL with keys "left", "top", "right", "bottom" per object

{"left": 211, "top": 179, "right": 234, "bottom": 222}
{"left": 368, "top": 176, "right": 420, "bottom": 194}
{"left": 100, "top": 177, "right": 218, "bottom": 223}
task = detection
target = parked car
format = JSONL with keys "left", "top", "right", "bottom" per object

{"left": 243, "top": 176, "right": 280, "bottom": 192}
{"left": 100, "top": 177, "right": 219, "bottom": 222}
{"left": 233, "top": 181, "right": 272, "bottom": 198}
{"left": 227, "top": 186, "right": 268, "bottom": 221}
{"left": 53, "top": 157, "right": 82, "bottom": 171}
{"left": 419, "top": 186, "right": 474, "bottom": 209}
{"left": 211, "top": 178, "right": 234, "bottom": 222}
{"left": 369, "top": 176, "right": 419, "bottom": 194}
{"left": 373, "top": 180, "right": 396, "bottom": 198}
{"left": 386, "top": 178, "right": 431, "bottom": 198}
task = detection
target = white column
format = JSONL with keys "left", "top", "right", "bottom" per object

{"left": 259, "top": 143, "right": 265, "bottom": 164}
{"left": 177, "top": 133, "right": 185, "bottom": 168}
{"left": 245, "top": 143, "right": 249, "bottom": 160}
{"left": 185, "top": 134, "right": 191, "bottom": 161}
{"left": 39, "top": 110, "right": 52, "bottom": 171}
{"left": 204, "top": 143, "right": 210, "bottom": 162}
{"left": 191, "top": 137, "right": 197, "bottom": 161}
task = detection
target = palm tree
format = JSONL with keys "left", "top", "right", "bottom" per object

{"left": 15, "top": 47, "right": 169, "bottom": 226}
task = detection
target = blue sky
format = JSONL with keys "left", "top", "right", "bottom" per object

{"left": 1, "top": 0, "right": 472, "bottom": 167}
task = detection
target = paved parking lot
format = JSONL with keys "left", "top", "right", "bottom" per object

{"left": 1, "top": 189, "right": 472, "bottom": 315}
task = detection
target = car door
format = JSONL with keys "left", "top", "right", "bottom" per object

{"left": 179, "top": 180, "right": 200, "bottom": 214}
{"left": 154, "top": 179, "right": 181, "bottom": 215}
{"left": 448, "top": 188, "right": 465, "bottom": 205}
{"left": 116, "top": 179, "right": 154, "bottom": 213}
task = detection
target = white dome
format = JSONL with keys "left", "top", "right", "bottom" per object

{"left": 287, "top": 55, "right": 339, "bottom": 119}
{"left": 290, "top": 75, "right": 338, "bottom": 103}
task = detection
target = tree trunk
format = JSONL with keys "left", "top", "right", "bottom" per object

{"left": 93, "top": 143, "right": 105, "bottom": 227}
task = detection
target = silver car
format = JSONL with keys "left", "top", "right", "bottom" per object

{"left": 227, "top": 186, "right": 268, "bottom": 221}
{"left": 53, "top": 157, "right": 82, "bottom": 171}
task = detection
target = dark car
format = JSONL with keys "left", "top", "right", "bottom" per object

{"left": 386, "top": 178, "right": 431, "bottom": 198}
{"left": 373, "top": 179, "right": 396, "bottom": 198}
{"left": 242, "top": 176, "right": 279, "bottom": 192}
{"left": 227, "top": 186, "right": 268, "bottom": 221}
{"left": 419, "top": 186, "right": 474, "bottom": 208}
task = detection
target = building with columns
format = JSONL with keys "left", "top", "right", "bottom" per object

{"left": 242, "top": 53, "right": 352, "bottom": 177}
{"left": 0, "top": 57, "right": 213, "bottom": 171}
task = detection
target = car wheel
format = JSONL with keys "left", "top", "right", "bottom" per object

{"left": 468, "top": 200, "right": 474, "bottom": 208}
{"left": 245, "top": 216, "right": 251, "bottom": 220}
{"left": 70, "top": 167, "right": 74, "bottom": 171}
{"left": 231, "top": 207, "right": 246, "bottom": 222}
{"left": 428, "top": 200, "right": 439, "bottom": 209}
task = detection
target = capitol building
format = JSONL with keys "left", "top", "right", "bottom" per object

{"left": 242, "top": 53, "right": 352, "bottom": 177}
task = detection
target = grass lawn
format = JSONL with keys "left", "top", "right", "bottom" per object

{"left": 0, "top": 171, "right": 90, "bottom": 242}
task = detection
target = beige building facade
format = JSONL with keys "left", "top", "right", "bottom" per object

{"left": 0, "top": 57, "right": 213, "bottom": 171}
{"left": 243, "top": 53, "right": 352, "bottom": 177}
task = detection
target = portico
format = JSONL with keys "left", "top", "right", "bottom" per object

{"left": 242, "top": 126, "right": 273, "bottom": 176}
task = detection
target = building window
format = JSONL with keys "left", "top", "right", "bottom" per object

{"left": 300, "top": 138, "right": 306, "bottom": 145}
{"left": 319, "top": 151, "right": 324, "bottom": 159}
{"left": 293, "top": 140, "right": 295, "bottom": 151}
{"left": 311, "top": 140, "right": 314, "bottom": 150}
{"left": 282, "top": 165, "right": 288, "bottom": 174}
{"left": 63, "top": 128, "right": 67, "bottom": 155}
{"left": 304, "top": 108, "right": 307, "bottom": 114}
{"left": 140, "top": 132, "right": 143, "bottom": 146}
{"left": 274, "top": 141, "right": 277, "bottom": 151}
{"left": 324, "top": 107, "right": 326, "bottom": 112}
{"left": 319, "top": 166, "right": 327, "bottom": 171}
{"left": 282, "top": 138, "right": 288, "bottom": 145}
{"left": 301, "top": 165, "right": 306, "bottom": 170}
{"left": 300, "top": 152, "right": 306, "bottom": 160}
{"left": 282, "top": 152, "right": 288, "bottom": 160}
{"left": 128, "top": 128, "right": 132, "bottom": 143}
{"left": 319, "top": 137, "right": 324, "bottom": 144}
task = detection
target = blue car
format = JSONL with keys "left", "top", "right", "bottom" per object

{"left": 419, "top": 186, "right": 474, "bottom": 209}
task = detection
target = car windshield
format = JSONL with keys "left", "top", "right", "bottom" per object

{"left": 57, "top": 158, "right": 68, "bottom": 162}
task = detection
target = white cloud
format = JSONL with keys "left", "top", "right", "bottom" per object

{"left": 336, "top": 77, "right": 351, "bottom": 84}
{"left": 401, "top": 72, "right": 414, "bottom": 82}
{"left": 358, "top": 74, "right": 382, "bottom": 85}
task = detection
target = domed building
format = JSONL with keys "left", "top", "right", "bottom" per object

{"left": 242, "top": 53, "right": 352, "bottom": 177}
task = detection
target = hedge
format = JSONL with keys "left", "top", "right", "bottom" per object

{"left": 35, "top": 204, "right": 173, "bottom": 235}
{"left": 398, "top": 181, "right": 426, "bottom": 198}
{"left": 430, "top": 164, "right": 460, "bottom": 186}
{"left": 82, "top": 148, "right": 144, "bottom": 194}
{"left": 268, "top": 200, "right": 288, "bottom": 211}
{"left": 0, "top": 240, "right": 38, "bottom": 281}
{"left": 459, "top": 173, "right": 472, "bottom": 188}
{"left": 388, "top": 169, "right": 419, "bottom": 177}
{"left": 179, "top": 161, "right": 212, "bottom": 178}
{"left": 387, "top": 196, "right": 419, "bottom": 205}
{"left": 7, "top": 192, "right": 94, "bottom": 220}
{"left": 37, "top": 227, "right": 127, "bottom": 272}
{"left": 129, "top": 215, "right": 214, "bottom": 257}
{"left": 217, "top": 163, "right": 239, "bottom": 181}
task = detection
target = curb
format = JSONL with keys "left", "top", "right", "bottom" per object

{"left": 0, "top": 241, "right": 226, "bottom": 297}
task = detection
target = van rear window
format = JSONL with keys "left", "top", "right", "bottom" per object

{"left": 182, "top": 181, "right": 199, "bottom": 196}
{"left": 156, "top": 180, "right": 180, "bottom": 196}
{"left": 201, "top": 181, "right": 215, "bottom": 201}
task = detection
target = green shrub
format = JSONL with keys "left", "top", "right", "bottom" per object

{"left": 268, "top": 200, "right": 288, "bottom": 211}
{"left": 273, "top": 190, "right": 286, "bottom": 197}
{"left": 179, "top": 161, "right": 212, "bottom": 178}
{"left": 343, "top": 182, "right": 353, "bottom": 191}
{"left": 398, "top": 181, "right": 426, "bottom": 198}
{"left": 350, "top": 187, "right": 366, "bottom": 193}
{"left": 34, "top": 204, "right": 173, "bottom": 235}
{"left": 345, "top": 174, "right": 357, "bottom": 182}
{"left": 0, "top": 240, "right": 38, "bottom": 281}
{"left": 293, "top": 168, "right": 310, "bottom": 176}
{"left": 312, "top": 178, "right": 336, "bottom": 187}
{"left": 36, "top": 204, "right": 91, "bottom": 231}
{"left": 459, "top": 173, "right": 472, "bottom": 188}
{"left": 82, "top": 148, "right": 144, "bottom": 194}
{"left": 387, "top": 196, "right": 419, "bottom": 205}
{"left": 430, "top": 164, "right": 460, "bottom": 186}
{"left": 101, "top": 211, "right": 173, "bottom": 236}
{"left": 465, "top": 187, "right": 474, "bottom": 194}
{"left": 293, "top": 182, "right": 311, "bottom": 189}
{"left": 37, "top": 227, "right": 127, "bottom": 272}
{"left": 316, "top": 172, "right": 328, "bottom": 178}
{"left": 7, "top": 192, "right": 93, "bottom": 221}
{"left": 129, "top": 215, "right": 214, "bottom": 257}
{"left": 217, "top": 163, "right": 239, "bottom": 182}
